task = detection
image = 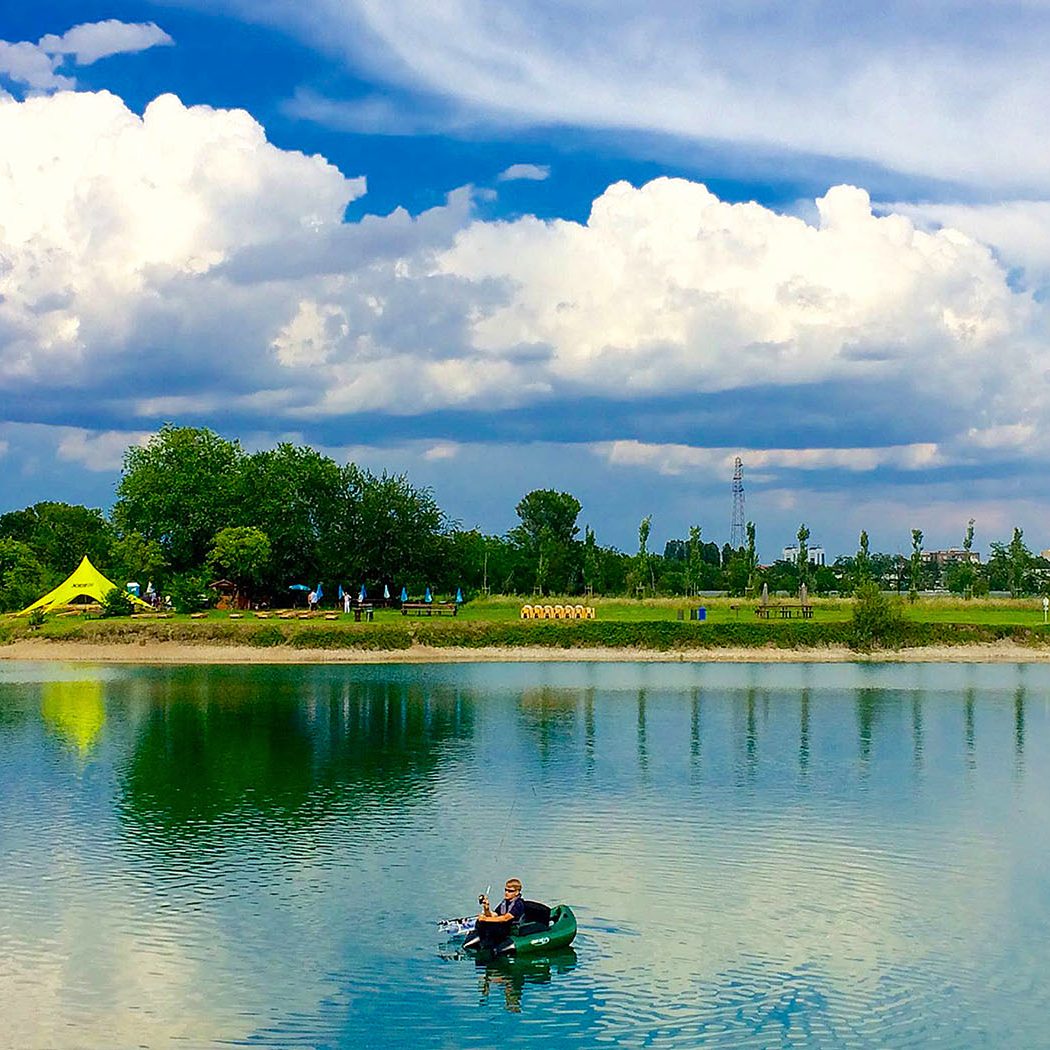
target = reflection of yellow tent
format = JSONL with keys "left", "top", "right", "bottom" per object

{"left": 41, "top": 680, "right": 106, "bottom": 754}
{"left": 18, "top": 555, "right": 150, "bottom": 614}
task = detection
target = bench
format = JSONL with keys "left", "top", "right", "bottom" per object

{"left": 401, "top": 601, "right": 458, "bottom": 616}
{"left": 755, "top": 604, "right": 813, "bottom": 620}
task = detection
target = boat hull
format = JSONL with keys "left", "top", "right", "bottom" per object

{"left": 464, "top": 903, "right": 577, "bottom": 956}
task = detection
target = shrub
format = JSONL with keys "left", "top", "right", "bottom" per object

{"left": 27, "top": 607, "right": 46, "bottom": 628}
{"left": 167, "top": 569, "right": 214, "bottom": 614}
{"left": 100, "top": 587, "right": 135, "bottom": 618}
{"left": 851, "top": 583, "right": 906, "bottom": 650}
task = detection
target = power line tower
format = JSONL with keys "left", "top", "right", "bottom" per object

{"left": 730, "top": 456, "right": 745, "bottom": 549}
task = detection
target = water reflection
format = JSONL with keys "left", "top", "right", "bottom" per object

{"left": 117, "top": 674, "right": 475, "bottom": 844}
{"left": 2, "top": 661, "right": 1050, "bottom": 1049}
{"left": 965, "top": 688, "right": 976, "bottom": 772}
{"left": 477, "top": 949, "right": 578, "bottom": 1014}
{"left": 799, "top": 689, "right": 810, "bottom": 774}
{"left": 40, "top": 680, "right": 105, "bottom": 756}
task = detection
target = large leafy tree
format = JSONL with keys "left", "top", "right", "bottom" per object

{"left": 510, "top": 489, "right": 582, "bottom": 595}
{"left": 114, "top": 425, "right": 244, "bottom": 571}
{"left": 0, "top": 502, "right": 115, "bottom": 576}
{"left": 234, "top": 443, "right": 344, "bottom": 589}
{"left": 208, "top": 526, "right": 272, "bottom": 597}
{"left": 325, "top": 465, "right": 447, "bottom": 592}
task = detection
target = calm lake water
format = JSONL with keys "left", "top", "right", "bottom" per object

{"left": 1, "top": 660, "right": 1049, "bottom": 1048}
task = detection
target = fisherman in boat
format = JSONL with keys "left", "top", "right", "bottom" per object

{"left": 477, "top": 878, "right": 525, "bottom": 927}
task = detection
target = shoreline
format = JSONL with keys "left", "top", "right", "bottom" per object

{"left": 3, "top": 640, "right": 1050, "bottom": 664}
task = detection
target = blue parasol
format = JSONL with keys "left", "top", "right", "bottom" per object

{"left": 315, "top": 582, "right": 323, "bottom": 601}
{"left": 455, "top": 587, "right": 463, "bottom": 603}
{"left": 401, "top": 586, "right": 408, "bottom": 602}
{"left": 289, "top": 584, "right": 310, "bottom": 591}
{"left": 359, "top": 583, "right": 366, "bottom": 601}
{"left": 383, "top": 584, "right": 390, "bottom": 600}
{"left": 424, "top": 586, "right": 432, "bottom": 603}
{"left": 338, "top": 585, "right": 344, "bottom": 600}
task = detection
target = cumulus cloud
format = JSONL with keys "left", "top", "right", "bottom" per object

{"left": 441, "top": 178, "right": 1031, "bottom": 422}
{"left": 497, "top": 163, "right": 550, "bottom": 182}
{"left": 204, "top": 0, "right": 1050, "bottom": 191}
{"left": 885, "top": 199, "right": 1050, "bottom": 287}
{"left": 4, "top": 88, "right": 1050, "bottom": 552}
{"left": 0, "top": 21, "right": 172, "bottom": 92}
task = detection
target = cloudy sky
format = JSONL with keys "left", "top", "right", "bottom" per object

{"left": 3, "top": 2, "right": 1050, "bottom": 558}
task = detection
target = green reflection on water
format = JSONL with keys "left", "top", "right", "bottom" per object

{"left": 117, "top": 669, "right": 476, "bottom": 842}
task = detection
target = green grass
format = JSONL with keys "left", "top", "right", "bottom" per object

{"left": 2, "top": 594, "right": 1048, "bottom": 652}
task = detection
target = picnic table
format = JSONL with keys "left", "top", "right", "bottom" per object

{"left": 401, "top": 601, "right": 458, "bottom": 616}
{"left": 755, "top": 604, "right": 814, "bottom": 620}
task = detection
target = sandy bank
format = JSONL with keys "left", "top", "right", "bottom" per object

{"left": 3, "top": 640, "right": 1050, "bottom": 664}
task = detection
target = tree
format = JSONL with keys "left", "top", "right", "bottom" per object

{"left": 583, "top": 526, "right": 600, "bottom": 595}
{"left": 745, "top": 521, "right": 757, "bottom": 595}
{"left": 964, "top": 518, "right": 975, "bottom": 553}
{"left": 114, "top": 425, "right": 244, "bottom": 571}
{"left": 1008, "top": 527, "right": 1032, "bottom": 596}
{"left": 0, "top": 502, "right": 114, "bottom": 576}
{"left": 633, "top": 515, "right": 655, "bottom": 596}
{"left": 855, "top": 530, "right": 871, "bottom": 587}
{"left": 0, "top": 539, "right": 51, "bottom": 613}
{"left": 510, "top": 490, "right": 582, "bottom": 595}
{"left": 329, "top": 465, "right": 448, "bottom": 593}
{"left": 796, "top": 523, "right": 810, "bottom": 591}
{"left": 109, "top": 532, "right": 169, "bottom": 591}
{"left": 207, "top": 527, "right": 272, "bottom": 599}
{"left": 234, "top": 443, "right": 344, "bottom": 591}
{"left": 910, "top": 529, "right": 924, "bottom": 598}
{"left": 687, "top": 526, "right": 704, "bottom": 596}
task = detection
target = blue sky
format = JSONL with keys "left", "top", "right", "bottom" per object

{"left": 3, "top": 2, "right": 1050, "bottom": 560}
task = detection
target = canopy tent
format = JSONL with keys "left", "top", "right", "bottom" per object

{"left": 18, "top": 555, "right": 150, "bottom": 615}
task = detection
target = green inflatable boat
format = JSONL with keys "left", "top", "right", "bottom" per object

{"left": 463, "top": 901, "right": 577, "bottom": 957}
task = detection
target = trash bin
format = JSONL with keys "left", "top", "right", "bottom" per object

{"left": 677, "top": 609, "right": 684, "bottom": 621}
{"left": 690, "top": 607, "right": 706, "bottom": 621}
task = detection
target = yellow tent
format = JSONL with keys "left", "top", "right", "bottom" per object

{"left": 18, "top": 555, "right": 151, "bottom": 615}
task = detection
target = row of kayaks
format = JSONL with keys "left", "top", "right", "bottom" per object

{"left": 442, "top": 901, "right": 577, "bottom": 957}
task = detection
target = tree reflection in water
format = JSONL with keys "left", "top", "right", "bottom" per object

{"left": 117, "top": 668, "right": 475, "bottom": 845}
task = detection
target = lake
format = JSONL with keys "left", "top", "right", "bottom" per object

{"left": 1, "top": 660, "right": 1048, "bottom": 1048}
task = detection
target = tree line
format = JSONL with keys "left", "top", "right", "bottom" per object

{"left": 1, "top": 426, "right": 1047, "bottom": 612}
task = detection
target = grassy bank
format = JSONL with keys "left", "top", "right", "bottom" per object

{"left": 3, "top": 603, "right": 1050, "bottom": 653}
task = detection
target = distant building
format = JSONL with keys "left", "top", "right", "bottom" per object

{"left": 782, "top": 545, "right": 826, "bottom": 567}
{"left": 921, "top": 548, "right": 981, "bottom": 566}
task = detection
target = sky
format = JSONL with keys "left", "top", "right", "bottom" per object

{"left": 3, "top": 2, "right": 1050, "bottom": 560}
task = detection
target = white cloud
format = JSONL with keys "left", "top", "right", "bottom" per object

{"left": 497, "top": 163, "right": 550, "bottom": 182}
{"left": 886, "top": 199, "right": 1050, "bottom": 286}
{"left": 422, "top": 441, "right": 459, "bottom": 460}
{"left": 207, "top": 0, "right": 1050, "bottom": 191}
{"left": 3, "top": 88, "right": 1050, "bottom": 541}
{"left": 599, "top": 440, "right": 947, "bottom": 477}
{"left": 441, "top": 178, "right": 1030, "bottom": 414}
{"left": 0, "top": 40, "right": 73, "bottom": 92}
{"left": 56, "top": 429, "right": 154, "bottom": 471}
{"left": 0, "top": 90, "right": 362, "bottom": 385}
{"left": 38, "top": 20, "right": 173, "bottom": 66}
{"left": 0, "top": 21, "right": 172, "bottom": 93}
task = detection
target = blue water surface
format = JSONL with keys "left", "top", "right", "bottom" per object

{"left": 1, "top": 660, "right": 1048, "bottom": 1048}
